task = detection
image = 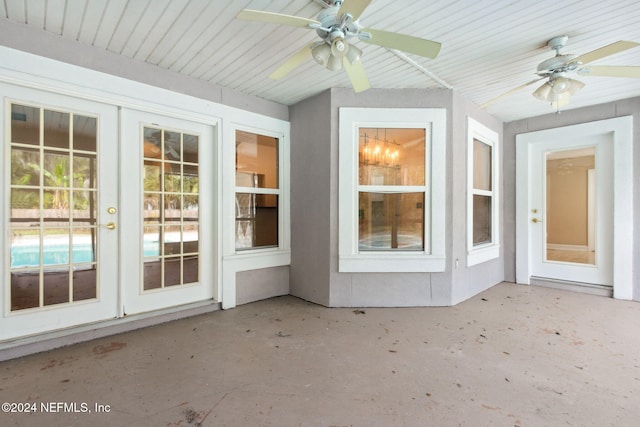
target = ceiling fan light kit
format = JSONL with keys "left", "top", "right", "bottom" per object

{"left": 236, "top": 0, "right": 441, "bottom": 93}
{"left": 483, "top": 35, "right": 640, "bottom": 111}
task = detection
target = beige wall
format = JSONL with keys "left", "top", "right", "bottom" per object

{"left": 546, "top": 155, "right": 594, "bottom": 246}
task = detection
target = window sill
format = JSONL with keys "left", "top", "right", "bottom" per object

{"left": 223, "top": 249, "right": 291, "bottom": 272}
{"left": 467, "top": 244, "right": 500, "bottom": 267}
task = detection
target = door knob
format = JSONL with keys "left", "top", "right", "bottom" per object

{"left": 101, "top": 222, "right": 117, "bottom": 230}
{"left": 531, "top": 218, "right": 543, "bottom": 223}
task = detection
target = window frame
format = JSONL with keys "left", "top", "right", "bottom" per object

{"left": 226, "top": 122, "right": 290, "bottom": 260}
{"left": 339, "top": 108, "right": 446, "bottom": 273}
{"left": 467, "top": 117, "right": 500, "bottom": 266}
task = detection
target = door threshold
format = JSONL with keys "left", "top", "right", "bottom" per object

{"left": 530, "top": 276, "right": 612, "bottom": 297}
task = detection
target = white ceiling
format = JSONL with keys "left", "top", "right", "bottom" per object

{"left": 2, "top": 0, "right": 640, "bottom": 122}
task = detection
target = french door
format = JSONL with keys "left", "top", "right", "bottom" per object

{"left": 120, "top": 109, "right": 215, "bottom": 315}
{"left": 2, "top": 87, "right": 216, "bottom": 341}
{"left": 528, "top": 134, "right": 613, "bottom": 286}
{"left": 2, "top": 85, "right": 119, "bottom": 340}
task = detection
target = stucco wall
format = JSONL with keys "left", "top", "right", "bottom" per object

{"left": 450, "top": 91, "right": 505, "bottom": 304}
{"left": 289, "top": 91, "right": 333, "bottom": 306}
{"left": 236, "top": 266, "right": 289, "bottom": 305}
{"left": 290, "top": 88, "right": 505, "bottom": 307}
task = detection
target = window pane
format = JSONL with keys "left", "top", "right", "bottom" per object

{"left": 144, "top": 164, "right": 162, "bottom": 191}
{"left": 43, "top": 268, "right": 70, "bottom": 306}
{"left": 11, "top": 271, "right": 40, "bottom": 310}
{"left": 473, "top": 139, "right": 492, "bottom": 191}
{"left": 72, "top": 228, "right": 96, "bottom": 263}
{"left": 11, "top": 228, "right": 40, "bottom": 268}
{"left": 164, "top": 131, "right": 181, "bottom": 162}
{"left": 43, "top": 228, "right": 70, "bottom": 266}
{"left": 11, "top": 147, "right": 40, "bottom": 186}
{"left": 72, "top": 190, "right": 96, "bottom": 222}
{"left": 73, "top": 268, "right": 97, "bottom": 301}
{"left": 73, "top": 154, "right": 97, "bottom": 189}
{"left": 44, "top": 110, "right": 70, "bottom": 149}
{"left": 11, "top": 104, "right": 40, "bottom": 146}
{"left": 235, "top": 130, "right": 278, "bottom": 189}
{"left": 359, "top": 128, "right": 425, "bottom": 186}
{"left": 73, "top": 115, "right": 96, "bottom": 152}
{"left": 473, "top": 195, "right": 492, "bottom": 246}
{"left": 43, "top": 151, "right": 70, "bottom": 188}
{"left": 358, "top": 192, "right": 424, "bottom": 251}
{"left": 11, "top": 188, "right": 40, "bottom": 212}
{"left": 183, "top": 134, "right": 199, "bottom": 163}
{"left": 235, "top": 193, "right": 278, "bottom": 250}
{"left": 164, "top": 257, "right": 181, "bottom": 286}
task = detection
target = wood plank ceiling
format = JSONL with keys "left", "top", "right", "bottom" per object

{"left": 2, "top": 0, "right": 640, "bottom": 122}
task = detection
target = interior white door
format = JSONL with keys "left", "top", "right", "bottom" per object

{"left": 529, "top": 134, "right": 613, "bottom": 286}
{"left": 1, "top": 84, "right": 119, "bottom": 340}
{"left": 120, "top": 109, "right": 215, "bottom": 315}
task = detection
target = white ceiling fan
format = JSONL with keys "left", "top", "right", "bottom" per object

{"left": 483, "top": 36, "right": 640, "bottom": 110}
{"left": 236, "top": 0, "right": 441, "bottom": 93}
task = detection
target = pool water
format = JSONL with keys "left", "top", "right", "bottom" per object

{"left": 11, "top": 243, "right": 160, "bottom": 268}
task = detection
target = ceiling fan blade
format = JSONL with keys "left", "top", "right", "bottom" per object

{"left": 343, "top": 58, "right": 371, "bottom": 93}
{"left": 337, "top": 0, "right": 373, "bottom": 21}
{"left": 269, "top": 43, "right": 314, "bottom": 80}
{"left": 569, "top": 40, "right": 640, "bottom": 65}
{"left": 361, "top": 28, "right": 441, "bottom": 59}
{"left": 578, "top": 65, "right": 640, "bottom": 78}
{"left": 480, "top": 77, "right": 545, "bottom": 108}
{"left": 237, "top": 9, "right": 319, "bottom": 28}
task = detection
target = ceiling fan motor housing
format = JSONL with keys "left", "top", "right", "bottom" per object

{"left": 537, "top": 54, "right": 578, "bottom": 75}
{"left": 315, "top": 6, "right": 360, "bottom": 42}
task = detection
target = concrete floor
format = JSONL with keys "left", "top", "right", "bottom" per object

{"left": 1, "top": 282, "right": 639, "bottom": 426}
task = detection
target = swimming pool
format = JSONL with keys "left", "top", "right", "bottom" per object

{"left": 11, "top": 243, "right": 160, "bottom": 268}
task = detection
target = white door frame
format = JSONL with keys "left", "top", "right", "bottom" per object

{"left": 515, "top": 116, "right": 633, "bottom": 300}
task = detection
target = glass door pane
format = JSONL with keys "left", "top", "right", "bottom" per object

{"left": 10, "top": 104, "right": 99, "bottom": 310}
{"left": 143, "top": 126, "right": 200, "bottom": 290}
{"left": 545, "top": 147, "right": 596, "bottom": 265}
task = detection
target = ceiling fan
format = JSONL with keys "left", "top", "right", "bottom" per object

{"left": 236, "top": 0, "right": 441, "bottom": 92}
{"left": 482, "top": 35, "right": 640, "bottom": 110}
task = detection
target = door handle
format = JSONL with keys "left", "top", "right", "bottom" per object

{"left": 101, "top": 222, "right": 117, "bottom": 230}
{"left": 531, "top": 218, "right": 543, "bottom": 223}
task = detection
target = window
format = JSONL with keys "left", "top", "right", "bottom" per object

{"left": 358, "top": 128, "right": 426, "bottom": 251}
{"left": 235, "top": 130, "right": 280, "bottom": 250}
{"left": 467, "top": 118, "right": 499, "bottom": 266}
{"left": 339, "top": 108, "right": 446, "bottom": 272}
{"left": 142, "top": 126, "right": 200, "bottom": 289}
